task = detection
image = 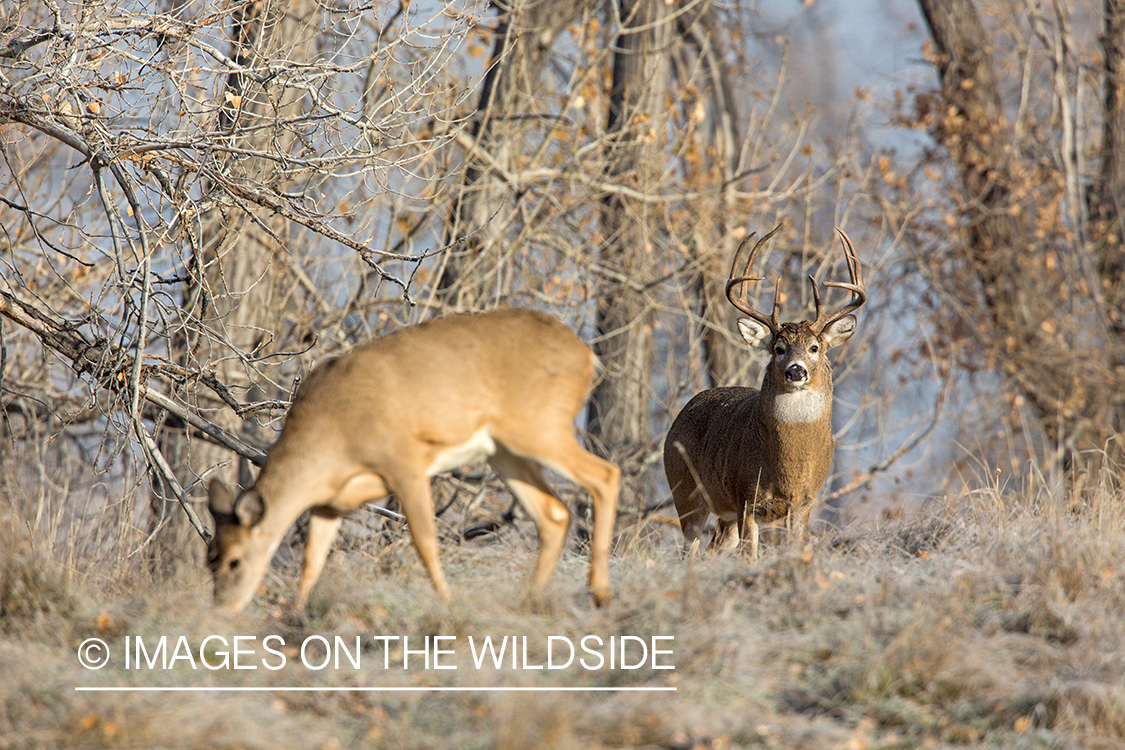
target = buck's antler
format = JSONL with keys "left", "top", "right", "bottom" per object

{"left": 811, "top": 227, "right": 866, "bottom": 332}
{"left": 725, "top": 224, "right": 784, "bottom": 334}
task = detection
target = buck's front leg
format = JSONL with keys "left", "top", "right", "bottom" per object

{"left": 796, "top": 501, "right": 817, "bottom": 548}
{"left": 783, "top": 501, "right": 816, "bottom": 548}
{"left": 736, "top": 505, "right": 760, "bottom": 560}
{"left": 710, "top": 516, "right": 740, "bottom": 552}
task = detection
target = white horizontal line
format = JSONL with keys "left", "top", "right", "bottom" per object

{"left": 75, "top": 686, "right": 676, "bottom": 692}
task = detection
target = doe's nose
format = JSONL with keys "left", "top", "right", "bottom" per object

{"left": 785, "top": 364, "right": 808, "bottom": 383}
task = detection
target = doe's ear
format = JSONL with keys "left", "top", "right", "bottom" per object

{"left": 822, "top": 314, "right": 857, "bottom": 349}
{"left": 208, "top": 479, "right": 235, "bottom": 516}
{"left": 737, "top": 318, "right": 773, "bottom": 350}
{"left": 233, "top": 489, "right": 266, "bottom": 528}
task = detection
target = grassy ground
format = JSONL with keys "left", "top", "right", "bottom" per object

{"left": 2, "top": 479, "right": 1125, "bottom": 749}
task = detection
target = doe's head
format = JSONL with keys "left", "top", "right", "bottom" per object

{"left": 207, "top": 479, "right": 271, "bottom": 615}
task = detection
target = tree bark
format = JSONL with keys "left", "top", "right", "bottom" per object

{"left": 919, "top": 0, "right": 1125, "bottom": 471}
{"left": 918, "top": 0, "right": 1025, "bottom": 322}
{"left": 150, "top": 0, "right": 318, "bottom": 575}
{"left": 676, "top": 7, "right": 746, "bottom": 388}
{"left": 1095, "top": 0, "right": 1125, "bottom": 439}
{"left": 440, "top": 0, "right": 590, "bottom": 309}
{"left": 586, "top": 0, "right": 673, "bottom": 509}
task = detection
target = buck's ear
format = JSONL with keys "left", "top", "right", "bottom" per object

{"left": 233, "top": 489, "right": 266, "bottom": 528}
{"left": 737, "top": 318, "right": 773, "bottom": 350}
{"left": 822, "top": 315, "right": 857, "bottom": 349}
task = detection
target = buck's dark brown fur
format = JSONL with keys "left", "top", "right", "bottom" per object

{"left": 663, "top": 226, "right": 865, "bottom": 555}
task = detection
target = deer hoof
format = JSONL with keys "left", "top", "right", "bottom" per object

{"left": 591, "top": 586, "right": 612, "bottom": 607}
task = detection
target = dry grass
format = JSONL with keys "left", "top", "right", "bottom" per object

{"left": 2, "top": 474, "right": 1125, "bottom": 750}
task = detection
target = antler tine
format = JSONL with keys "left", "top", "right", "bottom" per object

{"left": 726, "top": 231, "right": 761, "bottom": 287}
{"left": 770, "top": 277, "right": 781, "bottom": 329}
{"left": 725, "top": 224, "right": 784, "bottom": 333}
{"left": 814, "top": 226, "right": 867, "bottom": 331}
{"left": 807, "top": 274, "right": 821, "bottom": 321}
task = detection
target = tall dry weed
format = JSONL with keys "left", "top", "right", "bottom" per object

{"left": 0, "top": 508, "right": 75, "bottom": 640}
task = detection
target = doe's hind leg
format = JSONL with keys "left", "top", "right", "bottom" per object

{"left": 494, "top": 426, "right": 619, "bottom": 605}
{"left": 487, "top": 445, "right": 570, "bottom": 597}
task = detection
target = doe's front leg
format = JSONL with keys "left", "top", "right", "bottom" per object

{"left": 296, "top": 510, "right": 342, "bottom": 610}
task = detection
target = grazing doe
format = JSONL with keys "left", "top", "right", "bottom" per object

{"left": 207, "top": 308, "right": 620, "bottom": 614}
{"left": 663, "top": 225, "right": 866, "bottom": 556}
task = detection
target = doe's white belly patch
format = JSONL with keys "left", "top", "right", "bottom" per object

{"left": 773, "top": 390, "right": 826, "bottom": 423}
{"left": 426, "top": 426, "right": 497, "bottom": 477}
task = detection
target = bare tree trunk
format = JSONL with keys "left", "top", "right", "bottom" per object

{"left": 918, "top": 0, "right": 1025, "bottom": 320}
{"left": 150, "top": 0, "right": 317, "bottom": 575}
{"left": 919, "top": 0, "right": 1124, "bottom": 473}
{"left": 1097, "top": 0, "right": 1125, "bottom": 232}
{"left": 676, "top": 7, "right": 745, "bottom": 388}
{"left": 586, "top": 0, "right": 673, "bottom": 510}
{"left": 1095, "top": 0, "right": 1125, "bottom": 440}
{"left": 440, "top": 0, "right": 590, "bottom": 309}
{"left": 919, "top": 0, "right": 1060, "bottom": 441}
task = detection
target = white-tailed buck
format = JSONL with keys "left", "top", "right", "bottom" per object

{"left": 663, "top": 225, "right": 865, "bottom": 556}
{"left": 207, "top": 308, "right": 620, "bottom": 615}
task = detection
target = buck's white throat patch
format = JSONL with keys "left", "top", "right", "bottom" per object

{"left": 773, "top": 390, "right": 826, "bottom": 423}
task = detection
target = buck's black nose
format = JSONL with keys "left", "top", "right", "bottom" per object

{"left": 785, "top": 364, "right": 807, "bottom": 383}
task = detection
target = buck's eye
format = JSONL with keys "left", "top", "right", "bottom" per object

{"left": 774, "top": 346, "right": 785, "bottom": 356}
{"left": 810, "top": 344, "right": 819, "bottom": 353}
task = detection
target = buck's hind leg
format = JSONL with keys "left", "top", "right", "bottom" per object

{"left": 740, "top": 489, "right": 765, "bottom": 559}
{"left": 674, "top": 486, "right": 709, "bottom": 551}
{"left": 488, "top": 445, "right": 570, "bottom": 598}
{"left": 740, "top": 515, "right": 760, "bottom": 559}
{"left": 665, "top": 440, "right": 709, "bottom": 551}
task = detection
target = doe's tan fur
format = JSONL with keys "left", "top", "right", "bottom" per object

{"left": 207, "top": 308, "right": 620, "bottom": 615}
